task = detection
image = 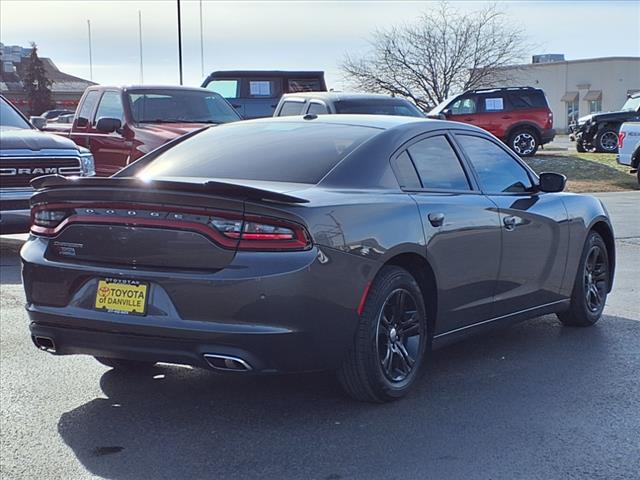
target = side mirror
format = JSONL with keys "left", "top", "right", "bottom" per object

{"left": 442, "top": 108, "right": 452, "bottom": 117}
{"left": 30, "top": 116, "right": 46, "bottom": 130}
{"left": 95, "top": 117, "right": 122, "bottom": 133}
{"left": 538, "top": 172, "right": 566, "bottom": 193}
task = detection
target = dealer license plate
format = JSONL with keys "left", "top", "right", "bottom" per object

{"left": 94, "top": 278, "right": 148, "bottom": 315}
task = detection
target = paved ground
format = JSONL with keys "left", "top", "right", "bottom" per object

{"left": 1, "top": 192, "right": 639, "bottom": 480}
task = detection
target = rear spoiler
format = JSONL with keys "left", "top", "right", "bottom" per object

{"left": 30, "top": 175, "right": 309, "bottom": 204}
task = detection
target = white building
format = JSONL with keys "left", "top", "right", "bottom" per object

{"left": 499, "top": 56, "right": 640, "bottom": 132}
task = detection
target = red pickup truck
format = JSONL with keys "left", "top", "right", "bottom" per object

{"left": 53, "top": 85, "right": 241, "bottom": 176}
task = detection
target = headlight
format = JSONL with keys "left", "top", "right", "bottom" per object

{"left": 80, "top": 152, "right": 95, "bottom": 177}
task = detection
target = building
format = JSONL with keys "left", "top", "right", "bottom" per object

{"left": 497, "top": 55, "right": 640, "bottom": 132}
{"left": 0, "top": 43, "right": 95, "bottom": 115}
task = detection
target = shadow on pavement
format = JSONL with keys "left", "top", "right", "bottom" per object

{"left": 0, "top": 237, "right": 25, "bottom": 285}
{"left": 56, "top": 315, "right": 640, "bottom": 480}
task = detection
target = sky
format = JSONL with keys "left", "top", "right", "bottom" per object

{"left": 1, "top": 0, "right": 639, "bottom": 90}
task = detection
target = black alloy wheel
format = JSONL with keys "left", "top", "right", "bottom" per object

{"left": 596, "top": 129, "right": 619, "bottom": 153}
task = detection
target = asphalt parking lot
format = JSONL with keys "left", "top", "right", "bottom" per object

{"left": 1, "top": 192, "right": 639, "bottom": 480}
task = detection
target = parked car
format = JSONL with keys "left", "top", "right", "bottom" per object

{"left": 617, "top": 121, "right": 640, "bottom": 183}
{"left": 0, "top": 95, "right": 94, "bottom": 234}
{"left": 428, "top": 87, "right": 555, "bottom": 156}
{"left": 23, "top": 115, "right": 614, "bottom": 402}
{"left": 572, "top": 92, "right": 640, "bottom": 153}
{"left": 55, "top": 85, "right": 240, "bottom": 176}
{"left": 40, "top": 109, "right": 75, "bottom": 120}
{"left": 202, "top": 70, "right": 327, "bottom": 119}
{"left": 274, "top": 92, "right": 425, "bottom": 117}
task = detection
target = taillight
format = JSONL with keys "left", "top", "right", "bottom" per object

{"left": 618, "top": 132, "right": 626, "bottom": 149}
{"left": 30, "top": 204, "right": 311, "bottom": 251}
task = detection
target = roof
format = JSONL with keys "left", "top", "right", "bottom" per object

{"left": 500, "top": 56, "right": 640, "bottom": 70}
{"left": 241, "top": 113, "right": 467, "bottom": 131}
{"left": 89, "top": 85, "right": 215, "bottom": 93}
{"left": 206, "top": 70, "right": 325, "bottom": 78}
{"left": 281, "top": 92, "right": 411, "bottom": 102}
{"left": 0, "top": 57, "right": 95, "bottom": 93}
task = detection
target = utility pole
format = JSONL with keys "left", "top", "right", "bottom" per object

{"left": 177, "top": 0, "right": 183, "bottom": 85}
{"left": 138, "top": 10, "right": 144, "bottom": 84}
{"left": 199, "top": 0, "right": 204, "bottom": 79}
{"left": 87, "top": 19, "right": 93, "bottom": 81}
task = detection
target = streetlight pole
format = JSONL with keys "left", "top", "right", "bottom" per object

{"left": 199, "top": 0, "right": 204, "bottom": 79}
{"left": 138, "top": 10, "right": 144, "bottom": 84}
{"left": 177, "top": 0, "right": 183, "bottom": 85}
{"left": 87, "top": 19, "right": 93, "bottom": 81}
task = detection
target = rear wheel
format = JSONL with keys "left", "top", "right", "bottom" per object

{"left": 95, "top": 357, "right": 157, "bottom": 371}
{"left": 508, "top": 128, "right": 539, "bottom": 156}
{"left": 557, "top": 231, "right": 610, "bottom": 327}
{"left": 338, "top": 266, "right": 429, "bottom": 402}
{"left": 595, "top": 129, "right": 618, "bottom": 153}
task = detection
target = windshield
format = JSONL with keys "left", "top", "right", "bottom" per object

{"left": 335, "top": 100, "right": 424, "bottom": 117}
{"left": 0, "top": 97, "right": 31, "bottom": 129}
{"left": 428, "top": 95, "right": 462, "bottom": 115}
{"left": 621, "top": 95, "right": 640, "bottom": 112}
{"left": 127, "top": 89, "right": 241, "bottom": 124}
{"left": 135, "top": 121, "right": 379, "bottom": 184}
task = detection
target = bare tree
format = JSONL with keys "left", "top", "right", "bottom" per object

{"left": 341, "top": 2, "right": 530, "bottom": 111}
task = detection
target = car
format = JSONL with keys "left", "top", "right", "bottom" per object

{"left": 56, "top": 85, "right": 241, "bottom": 176}
{"left": 572, "top": 92, "right": 640, "bottom": 153}
{"left": 22, "top": 115, "right": 614, "bottom": 402}
{"left": 0, "top": 95, "right": 94, "bottom": 234}
{"left": 273, "top": 92, "right": 425, "bottom": 117}
{"left": 617, "top": 121, "right": 640, "bottom": 183}
{"left": 202, "top": 70, "right": 327, "bottom": 119}
{"left": 428, "top": 86, "right": 555, "bottom": 156}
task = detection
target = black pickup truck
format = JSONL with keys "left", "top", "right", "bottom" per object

{"left": 571, "top": 92, "right": 640, "bottom": 153}
{"left": 0, "top": 95, "right": 95, "bottom": 234}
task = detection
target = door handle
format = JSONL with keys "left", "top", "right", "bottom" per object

{"left": 463, "top": 117, "right": 474, "bottom": 121}
{"left": 231, "top": 104, "right": 241, "bottom": 108}
{"left": 428, "top": 212, "right": 445, "bottom": 227}
{"left": 503, "top": 215, "right": 517, "bottom": 230}
{"left": 501, "top": 115, "right": 512, "bottom": 120}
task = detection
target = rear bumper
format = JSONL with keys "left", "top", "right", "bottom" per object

{"left": 540, "top": 128, "right": 555, "bottom": 145}
{"left": 22, "top": 237, "right": 375, "bottom": 373}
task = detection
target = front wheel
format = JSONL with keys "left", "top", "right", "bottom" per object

{"left": 508, "top": 129, "right": 539, "bottom": 156}
{"left": 595, "top": 129, "right": 618, "bottom": 153}
{"left": 338, "top": 266, "right": 429, "bottom": 402}
{"left": 557, "top": 231, "right": 610, "bottom": 327}
{"left": 576, "top": 141, "right": 587, "bottom": 153}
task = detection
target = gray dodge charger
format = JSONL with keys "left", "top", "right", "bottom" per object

{"left": 21, "top": 115, "right": 615, "bottom": 402}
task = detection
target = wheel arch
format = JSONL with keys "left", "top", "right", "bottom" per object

{"left": 589, "top": 219, "right": 616, "bottom": 292}
{"left": 383, "top": 253, "right": 438, "bottom": 337}
{"left": 505, "top": 121, "right": 542, "bottom": 142}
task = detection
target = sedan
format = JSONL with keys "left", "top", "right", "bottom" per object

{"left": 22, "top": 115, "right": 615, "bottom": 402}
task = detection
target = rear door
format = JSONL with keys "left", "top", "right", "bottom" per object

{"left": 453, "top": 132, "right": 569, "bottom": 315}
{"left": 393, "top": 132, "right": 502, "bottom": 334}
{"left": 89, "top": 90, "right": 132, "bottom": 176}
{"left": 243, "top": 77, "right": 282, "bottom": 118}
{"left": 476, "top": 92, "right": 509, "bottom": 139}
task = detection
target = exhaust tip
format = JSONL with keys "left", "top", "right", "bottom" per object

{"left": 33, "top": 336, "right": 56, "bottom": 353}
{"left": 203, "top": 354, "right": 252, "bottom": 372}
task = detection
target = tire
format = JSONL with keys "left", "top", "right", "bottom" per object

{"left": 337, "top": 266, "right": 429, "bottom": 402}
{"left": 508, "top": 128, "right": 539, "bottom": 157}
{"left": 557, "top": 231, "right": 610, "bottom": 327}
{"left": 576, "top": 141, "right": 587, "bottom": 153}
{"left": 594, "top": 129, "right": 618, "bottom": 153}
{"left": 95, "top": 357, "right": 157, "bottom": 371}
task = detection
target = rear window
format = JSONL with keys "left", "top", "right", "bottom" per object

{"left": 508, "top": 90, "right": 547, "bottom": 109}
{"left": 137, "top": 122, "right": 379, "bottom": 184}
{"left": 335, "top": 100, "right": 424, "bottom": 117}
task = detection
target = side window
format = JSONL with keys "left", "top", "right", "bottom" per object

{"left": 407, "top": 135, "right": 470, "bottom": 191}
{"left": 76, "top": 90, "right": 100, "bottom": 126}
{"left": 509, "top": 91, "right": 547, "bottom": 109}
{"left": 205, "top": 80, "right": 239, "bottom": 99}
{"left": 457, "top": 134, "right": 533, "bottom": 193}
{"left": 288, "top": 78, "right": 321, "bottom": 92}
{"left": 483, "top": 96, "right": 504, "bottom": 112}
{"left": 450, "top": 97, "right": 476, "bottom": 115}
{"left": 248, "top": 79, "right": 281, "bottom": 98}
{"left": 278, "top": 101, "right": 305, "bottom": 116}
{"left": 307, "top": 102, "right": 328, "bottom": 115}
{"left": 94, "top": 91, "right": 124, "bottom": 124}
{"left": 391, "top": 151, "right": 421, "bottom": 190}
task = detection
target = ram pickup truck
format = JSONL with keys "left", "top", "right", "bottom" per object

{"left": 0, "top": 95, "right": 95, "bottom": 234}
{"left": 571, "top": 92, "right": 640, "bottom": 153}
{"left": 617, "top": 122, "right": 640, "bottom": 183}
{"left": 54, "top": 85, "right": 241, "bottom": 176}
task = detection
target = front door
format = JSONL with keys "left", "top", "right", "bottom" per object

{"left": 453, "top": 132, "right": 569, "bottom": 316}
{"left": 89, "top": 90, "right": 131, "bottom": 176}
{"left": 392, "top": 132, "right": 502, "bottom": 334}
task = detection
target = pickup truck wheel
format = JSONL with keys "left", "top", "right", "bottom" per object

{"left": 595, "top": 129, "right": 619, "bottom": 153}
{"left": 508, "top": 128, "right": 539, "bottom": 156}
